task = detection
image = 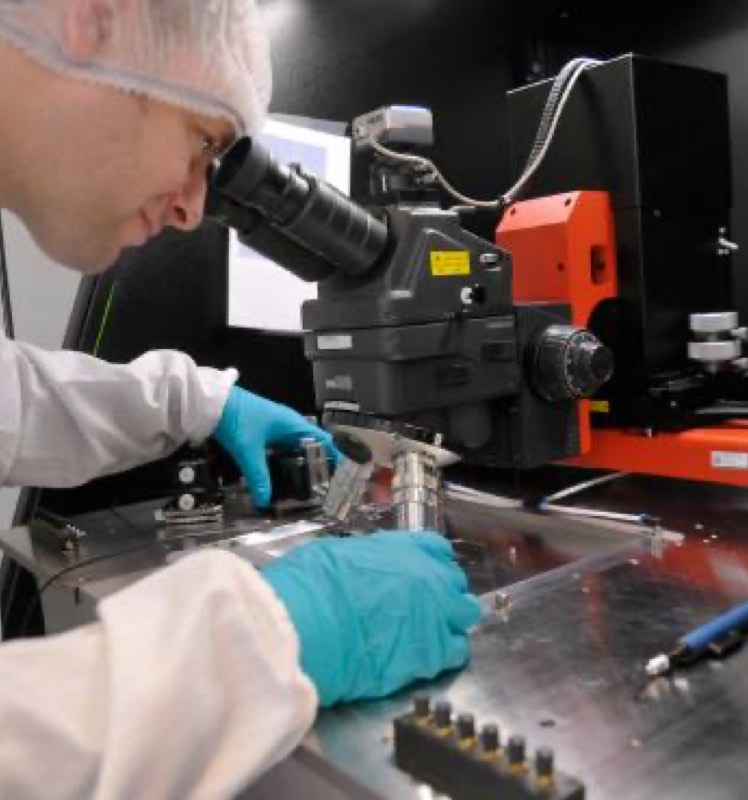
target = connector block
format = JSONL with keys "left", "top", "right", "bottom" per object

{"left": 393, "top": 697, "right": 585, "bottom": 800}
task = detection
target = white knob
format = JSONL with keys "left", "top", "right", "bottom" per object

{"left": 179, "top": 466, "right": 196, "bottom": 485}
{"left": 178, "top": 493, "right": 196, "bottom": 512}
{"left": 689, "top": 312, "right": 739, "bottom": 334}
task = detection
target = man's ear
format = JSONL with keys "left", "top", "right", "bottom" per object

{"left": 64, "top": 0, "right": 115, "bottom": 61}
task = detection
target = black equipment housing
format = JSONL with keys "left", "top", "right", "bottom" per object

{"left": 208, "top": 111, "right": 613, "bottom": 468}
{"left": 302, "top": 207, "right": 581, "bottom": 467}
{"left": 507, "top": 53, "right": 737, "bottom": 428}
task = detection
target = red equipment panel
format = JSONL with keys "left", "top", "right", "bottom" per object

{"left": 565, "top": 424, "right": 748, "bottom": 487}
{"left": 498, "top": 190, "right": 748, "bottom": 487}
{"left": 497, "top": 191, "right": 618, "bottom": 453}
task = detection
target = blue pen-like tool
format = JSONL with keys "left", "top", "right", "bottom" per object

{"left": 646, "top": 599, "right": 748, "bottom": 677}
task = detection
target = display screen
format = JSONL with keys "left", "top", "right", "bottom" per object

{"left": 227, "top": 117, "right": 351, "bottom": 333}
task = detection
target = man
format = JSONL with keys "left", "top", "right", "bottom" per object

{"left": 0, "top": 1, "right": 481, "bottom": 798}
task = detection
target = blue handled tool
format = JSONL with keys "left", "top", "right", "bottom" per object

{"left": 646, "top": 599, "right": 748, "bottom": 677}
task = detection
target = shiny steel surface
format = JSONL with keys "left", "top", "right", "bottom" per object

{"left": 310, "top": 473, "right": 748, "bottom": 799}
{"left": 330, "top": 421, "right": 461, "bottom": 468}
{"left": 323, "top": 458, "right": 374, "bottom": 522}
{"left": 316, "top": 532, "right": 748, "bottom": 798}
{"left": 0, "top": 494, "right": 390, "bottom": 601}
{"left": 3, "top": 471, "right": 748, "bottom": 798}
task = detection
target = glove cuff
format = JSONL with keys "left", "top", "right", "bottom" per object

{"left": 261, "top": 562, "right": 344, "bottom": 706}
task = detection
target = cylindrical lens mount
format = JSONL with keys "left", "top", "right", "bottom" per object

{"left": 209, "top": 137, "right": 390, "bottom": 280}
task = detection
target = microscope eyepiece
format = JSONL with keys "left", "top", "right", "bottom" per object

{"left": 207, "top": 137, "right": 390, "bottom": 282}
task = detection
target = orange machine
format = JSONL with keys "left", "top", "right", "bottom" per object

{"left": 498, "top": 190, "right": 748, "bottom": 488}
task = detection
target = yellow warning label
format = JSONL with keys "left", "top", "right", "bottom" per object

{"left": 590, "top": 400, "right": 610, "bottom": 414}
{"left": 430, "top": 251, "right": 471, "bottom": 276}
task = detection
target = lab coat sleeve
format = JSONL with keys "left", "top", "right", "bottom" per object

{"left": 0, "top": 548, "right": 318, "bottom": 800}
{"left": 0, "top": 330, "right": 238, "bottom": 488}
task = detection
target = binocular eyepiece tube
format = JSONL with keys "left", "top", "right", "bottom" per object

{"left": 207, "top": 137, "right": 390, "bottom": 283}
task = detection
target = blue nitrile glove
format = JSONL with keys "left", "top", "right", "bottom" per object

{"left": 262, "top": 531, "right": 482, "bottom": 707}
{"left": 213, "top": 386, "right": 338, "bottom": 509}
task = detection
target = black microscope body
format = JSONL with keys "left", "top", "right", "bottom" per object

{"left": 207, "top": 107, "right": 610, "bottom": 469}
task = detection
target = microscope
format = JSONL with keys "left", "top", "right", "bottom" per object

{"left": 206, "top": 106, "right": 612, "bottom": 528}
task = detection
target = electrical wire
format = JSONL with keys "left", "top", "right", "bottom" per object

{"left": 0, "top": 215, "right": 16, "bottom": 631}
{"left": 502, "top": 57, "right": 601, "bottom": 206}
{"left": 369, "top": 140, "right": 503, "bottom": 210}
{"left": 540, "top": 503, "right": 655, "bottom": 526}
{"left": 4, "top": 505, "right": 88, "bottom": 635}
{"left": 0, "top": 213, "right": 13, "bottom": 338}
{"left": 365, "top": 56, "right": 601, "bottom": 213}
{"left": 18, "top": 506, "right": 159, "bottom": 637}
{"left": 544, "top": 471, "right": 628, "bottom": 503}
{"left": 445, "top": 483, "right": 523, "bottom": 509}
{"left": 447, "top": 473, "right": 657, "bottom": 529}
{"left": 19, "top": 540, "right": 159, "bottom": 637}
{"left": 519, "top": 58, "right": 599, "bottom": 182}
{"left": 0, "top": 561, "right": 21, "bottom": 632}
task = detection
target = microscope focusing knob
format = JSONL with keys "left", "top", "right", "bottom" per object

{"left": 460, "top": 284, "right": 487, "bottom": 307}
{"left": 531, "top": 324, "right": 614, "bottom": 402}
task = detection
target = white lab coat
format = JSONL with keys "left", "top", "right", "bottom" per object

{"left": 0, "top": 333, "right": 318, "bottom": 798}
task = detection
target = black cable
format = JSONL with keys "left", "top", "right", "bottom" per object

{"left": 0, "top": 561, "right": 21, "bottom": 632}
{"left": 502, "top": 57, "right": 601, "bottom": 207}
{"left": 522, "top": 57, "right": 599, "bottom": 174}
{"left": 18, "top": 506, "right": 160, "bottom": 637}
{"left": 18, "top": 539, "right": 160, "bottom": 638}
{"left": 4, "top": 506, "right": 89, "bottom": 635}
{"left": 0, "top": 214, "right": 17, "bottom": 631}
{"left": 0, "top": 212, "right": 14, "bottom": 338}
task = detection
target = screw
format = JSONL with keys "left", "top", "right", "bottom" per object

{"left": 536, "top": 747, "right": 555, "bottom": 778}
{"left": 508, "top": 735, "right": 526, "bottom": 770}
{"left": 494, "top": 591, "right": 513, "bottom": 611}
{"left": 413, "top": 694, "right": 431, "bottom": 721}
{"left": 434, "top": 701, "right": 452, "bottom": 731}
{"left": 480, "top": 724, "right": 500, "bottom": 755}
{"left": 457, "top": 713, "right": 476, "bottom": 743}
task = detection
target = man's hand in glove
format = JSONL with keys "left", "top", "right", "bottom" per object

{"left": 214, "top": 386, "right": 337, "bottom": 508}
{"left": 262, "top": 531, "right": 481, "bottom": 707}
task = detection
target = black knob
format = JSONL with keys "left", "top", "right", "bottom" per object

{"left": 507, "top": 735, "right": 526, "bottom": 767}
{"left": 457, "top": 713, "right": 476, "bottom": 741}
{"left": 434, "top": 701, "right": 452, "bottom": 730}
{"left": 462, "top": 284, "right": 487, "bottom": 306}
{"left": 413, "top": 694, "right": 430, "bottom": 720}
{"left": 332, "top": 431, "right": 373, "bottom": 466}
{"left": 480, "top": 724, "right": 500, "bottom": 753}
{"left": 530, "top": 324, "right": 613, "bottom": 402}
{"left": 536, "top": 747, "right": 555, "bottom": 778}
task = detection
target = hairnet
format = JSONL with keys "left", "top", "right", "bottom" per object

{"left": 0, "top": 0, "right": 272, "bottom": 136}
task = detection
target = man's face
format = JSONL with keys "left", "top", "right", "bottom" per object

{"left": 14, "top": 76, "right": 236, "bottom": 274}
